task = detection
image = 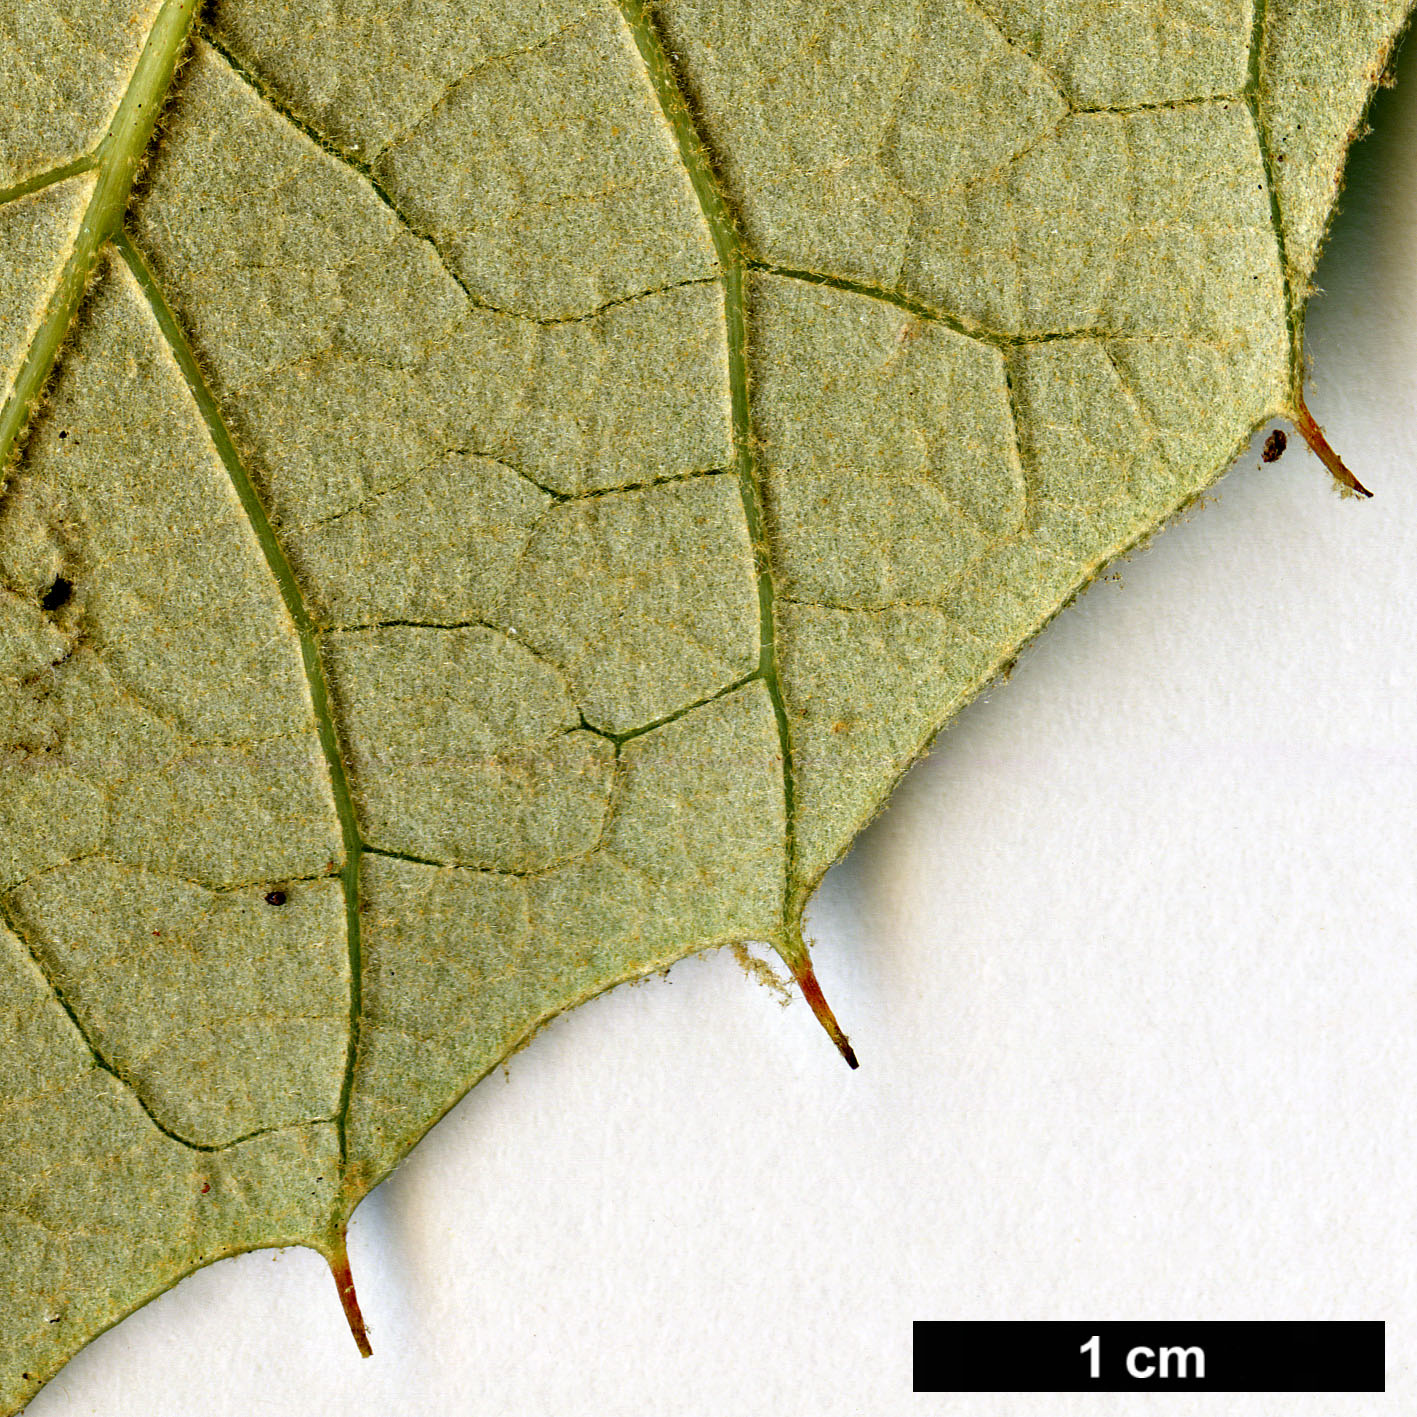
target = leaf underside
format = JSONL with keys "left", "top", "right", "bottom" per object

{"left": 0, "top": 0, "right": 1411, "bottom": 1405}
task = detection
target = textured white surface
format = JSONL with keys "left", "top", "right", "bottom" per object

{"left": 28, "top": 37, "right": 1417, "bottom": 1417}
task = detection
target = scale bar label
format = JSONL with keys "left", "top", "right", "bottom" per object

{"left": 913, "top": 1321, "right": 1384, "bottom": 1392}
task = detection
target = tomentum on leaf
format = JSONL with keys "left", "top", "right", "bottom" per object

{"left": 0, "top": 0, "right": 1410, "bottom": 1407}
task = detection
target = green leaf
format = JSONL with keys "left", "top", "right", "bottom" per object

{"left": 0, "top": 0, "right": 1410, "bottom": 1405}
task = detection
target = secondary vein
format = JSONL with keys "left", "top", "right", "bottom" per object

{"left": 613, "top": 0, "right": 858, "bottom": 1065}
{"left": 1244, "top": 0, "right": 1300, "bottom": 391}
{"left": 1244, "top": 0, "right": 1371, "bottom": 496}
{"left": 115, "top": 232, "right": 366, "bottom": 1165}
{"left": 613, "top": 0, "right": 801, "bottom": 898}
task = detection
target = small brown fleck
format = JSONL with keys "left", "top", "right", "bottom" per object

{"left": 1262, "top": 428, "right": 1288, "bottom": 463}
{"left": 265, "top": 889, "right": 287, "bottom": 906}
{"left": 200, "top": 1181, "right": 211, "bottom": 1194}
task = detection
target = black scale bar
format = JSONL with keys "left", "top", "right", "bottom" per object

{"left": 914, "top": 1321, "right": 1384, "bottom": 1392}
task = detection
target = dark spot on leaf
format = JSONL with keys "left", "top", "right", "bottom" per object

{"left": 57, "top": 429, "right": 67, "bottom": 439}
{"left": 1262, "top": 429, "right": 1288, "bottom": 463}
{"left": 201, "top": 1181, "right": 211, "bottom": 1194}
{"left": 264, "top": 889, "right": 287, "bottom": 906}
{"left": 40, "top": 577, "right": 72, "bottom": 611}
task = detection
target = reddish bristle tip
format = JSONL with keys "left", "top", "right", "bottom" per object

{"left": 1293, "top": 397, "right": 1372, "bottom": 498}
{"left": 791, "top": 959, "right": 860, "bottom": 1069}
{"left": 327, "top": 1236, "right": 373, "bottom": 1358}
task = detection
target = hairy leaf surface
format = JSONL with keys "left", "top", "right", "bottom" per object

{"left": 0, "top": 0, "right": 1411, "bottom": 1405}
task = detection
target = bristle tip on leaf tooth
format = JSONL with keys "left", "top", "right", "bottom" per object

{"left": 326, "top": 1234, "right": 373, "bottom": 1358}
{"left": 788, "top": 955, "right": 859, "bottom": 1069}
{"left": 1293, "top": 394, "right": 1373, "bottom": 497}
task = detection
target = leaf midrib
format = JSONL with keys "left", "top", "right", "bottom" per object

{"left": 0, "top": 0, "right": 198, "bottom": 472}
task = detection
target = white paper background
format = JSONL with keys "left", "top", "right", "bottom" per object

{"left": 28, "top": 40, "right": 1417, "bottom": 1417}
